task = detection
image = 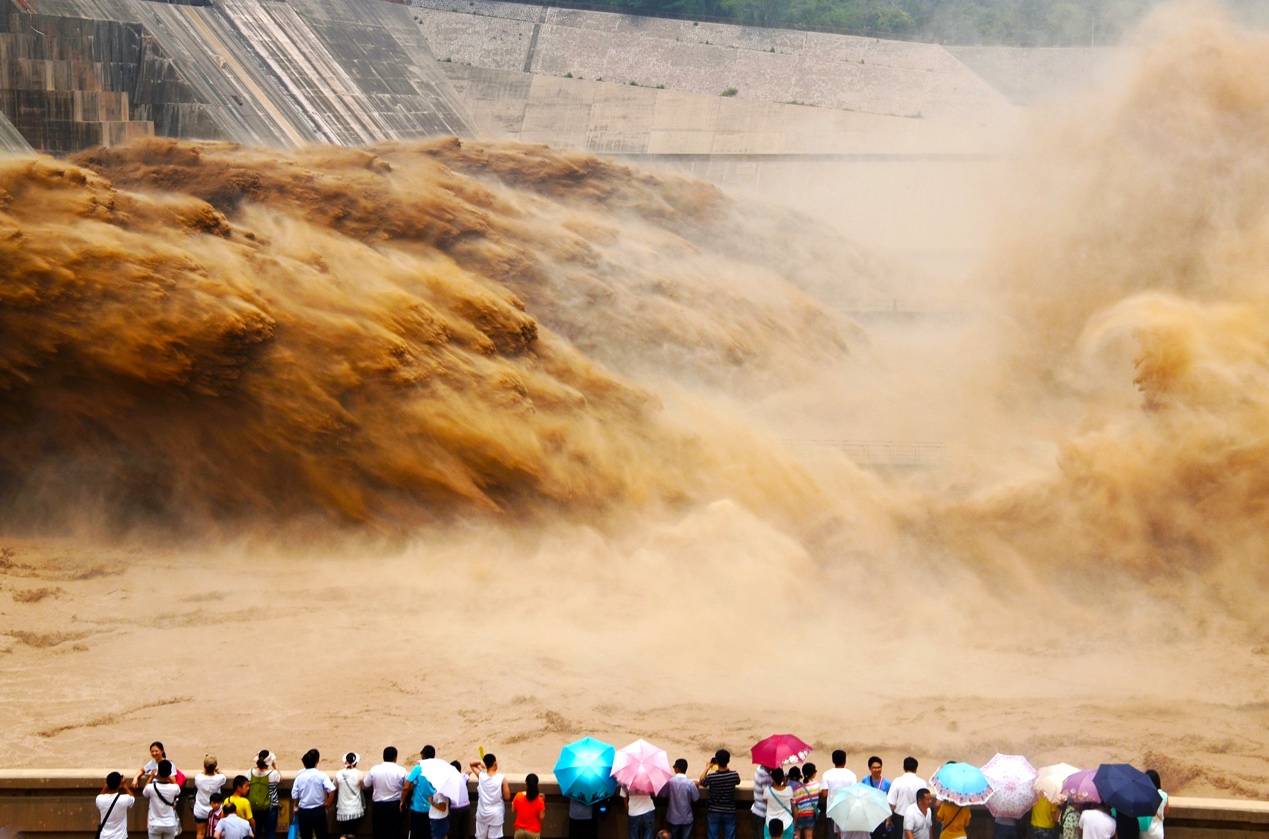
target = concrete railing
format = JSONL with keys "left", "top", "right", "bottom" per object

{"left": 1, "top": 771, "right": 1266, "bottom": 839}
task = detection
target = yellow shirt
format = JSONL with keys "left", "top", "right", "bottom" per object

{"left": 227, "top": 794, "right": 254, "bottom": 822}
{"left": 936, "top": 802, "right": 971, "bottom": 839}
{"left": 1031, "top": 798, "right": 1059, "bottom": 829}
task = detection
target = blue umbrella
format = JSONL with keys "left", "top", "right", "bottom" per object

{"left": 1093, "top": 764, "right": 1162, "bottom": 818}
{"left": 929, "top": 762, "right": 994, "bottom": 806}
{"left": 555, "top": 737, "right": 618, "bottom": 804}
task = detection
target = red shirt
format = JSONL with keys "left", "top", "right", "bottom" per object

{"left": 512, "top": 792, "right": 546, "bottom": 832}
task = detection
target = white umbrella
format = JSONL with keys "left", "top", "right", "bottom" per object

{"left": 417, "top": 758, "right": 466, "bottom": 804}
{"left": 827, "top": 784, "right": 891, "bottom": 833}
{"left": 982, "top": 754, "right": 1038, "bottom": 820}
{"left": 1034, "top": 763, "right": 1081, "bottom": 804}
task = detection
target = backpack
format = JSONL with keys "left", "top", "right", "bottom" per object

{"left": 248, "top": 772, "right": 272, "bottom": 812}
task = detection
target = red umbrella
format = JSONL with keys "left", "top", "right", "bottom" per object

{"left": 751, "top": 734, "right": 812, "bottom": 767}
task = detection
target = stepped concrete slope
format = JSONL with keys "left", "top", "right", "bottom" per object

{"left": 0, "top": 6, "right": 155, "bottom": 153}
{"left": 412, "top": 0, "right": 1014, "bottom": 122}
{"left": 2, "top": 0, "right": 473, "bottom": 152}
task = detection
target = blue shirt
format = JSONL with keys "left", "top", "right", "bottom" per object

{"left": 405, "top": 765, "right": 437, "bottom": 813}
{"left": 862, "top": 776, "right": 891, "bottom": 793}
{"left": 292, "top": 768, "right": 335, "bottom": 809}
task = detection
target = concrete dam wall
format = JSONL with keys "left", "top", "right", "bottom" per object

{"left": 410, "top": 0, "right": 1014, "bottom": 122}
{"left": 0, "top": 0, "right": 473, "bottom": 153}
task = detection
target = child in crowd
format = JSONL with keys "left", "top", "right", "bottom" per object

{"left": 792, "top": 763, "right": 821, "bottom": 839}
{"left": 226, "top": 775, "right": 256, "bottom": 832}
{"left": 215, "top": 801, "right": 254, "bottom": 839}
{"left": 207, "top": 793, "right": 226, "bottom": 837}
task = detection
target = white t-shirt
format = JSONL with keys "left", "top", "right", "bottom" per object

{"left": 903, "top": 803, "right": 933, "bottom": 839}
{"left": 1080, "top": 809, "right": 1117, "bottom": 839}
{"left": 765, "top": 785, "right": 795, "bottom": 829}
{"left": 430, "top": 793, "right": 450, "bottom": 820}
{"left": 96, "top": 792, "right": 135, "bottom": 839}
{"left": 195, "top": 773, "right": 227, "bottom": 819}
{"left": 477, "top": 771, "right": 506, "bottom": 820}
{"left": 336, "top": 768, "right": 366, "bottom": 819}
{"left": 888, "top": 773, "right": 926, "bottom": 815}
{"left": 144, "top": 782, "right": 182, "bottom": 827}
{"left": 216, "top": 812, "right": 254, "bottom": 839}
{"left": 364, "top": 762, "right": 408, "bottom": 802}
{"left": 622, "top": 788, "right": 655, "bottom": 817}
{"left": 821, "top": 768, "right": 858, "bottom": 791}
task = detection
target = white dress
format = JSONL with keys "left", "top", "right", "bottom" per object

{"left": 336, "top": 768, "right": 366, "bottom": 820}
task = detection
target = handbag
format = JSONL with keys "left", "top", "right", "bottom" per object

{"left": 96, "top": 792, "right": 123, "bottom": 839}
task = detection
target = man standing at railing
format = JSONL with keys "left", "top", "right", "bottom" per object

{"left": 699, "top": 750, "right": 741, "bottom": 839}
{"left": 293, "top": 749, "right": 336, "bottom": 839}
{"left": 366, "top": 747, "right": 409, "bottom": 839}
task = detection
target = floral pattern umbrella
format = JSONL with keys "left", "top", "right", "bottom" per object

{"left": 930, "top": 762, "right": 994, "bottom": 807}
{"left": 982, "top": 754, "right": 1038, "bottom": 819}
{"left": 1060, "top": 769, "right": 1101, "bottom": 805}
{"left": 751, "top": 734, "right": 812, "bottom": 768}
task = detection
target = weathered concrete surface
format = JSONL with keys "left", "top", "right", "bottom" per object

{"left": 0, "top": 771, "right": 1266, "bottom": 839}
{"left": 442, "top": 62, "right": 1002, "bottom": 157}
{"left": 0, "top": 107, "right": 29, "bottom": 149}
{"left": 949, "top": 45, "right": 1116, "bottom": 105}
{"left": 0, "top": 5, "right": 155, "bottom": 152}
{"left": 412, "top": 0, "right": 1015, "bottom": 122}
{"left": 1, "top": 0, "right": 473, "bottom": 152}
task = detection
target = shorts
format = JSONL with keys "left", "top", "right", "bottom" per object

{"left": 195, "top": 816, "right": 209, "bottom": 824}
{"left": 337, "top": 815, "right": 364, "bottom": 834}
{"left": 476, "top": 817, "right": 504, "bottom": 839}
{"left": 432, "top": 818, "right": 451, "bottom": 839}
{"left": 796, "top": 817, "right": 817, "bottom": 830}
{"left": 514, "top": 831, "right": 540, "bottom": 839}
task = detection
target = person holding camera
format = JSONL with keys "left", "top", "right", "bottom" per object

{"left": 96, "top": 771, "right": 135, "bottom": 839}
{"left": 142, "top": 759, "right": 183, "bottom": 839}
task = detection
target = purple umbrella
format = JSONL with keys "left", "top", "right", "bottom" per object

{"left": 1060, "top": 769, "right": 1100, "bottom": 804}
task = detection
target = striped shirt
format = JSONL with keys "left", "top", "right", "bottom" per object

{"left": 701, "top": 770, "right": 741, "bottom": 814}
{"left": 792, "top": 781, "right": 821, "bottom": 819}
{"left": 751, "top": 767, "right": 772, "bottom": 817}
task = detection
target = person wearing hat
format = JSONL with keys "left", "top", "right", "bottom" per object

{"left": 336, "top": 752, "right": 367, "bottom": 839}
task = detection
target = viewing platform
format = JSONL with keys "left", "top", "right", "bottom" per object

{"left": 1, "top": 771, "right": 1266, "bottom": 838}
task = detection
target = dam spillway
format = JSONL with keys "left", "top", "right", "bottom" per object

{"left": 0, "top": 0, "right": 473, "bottom": 153}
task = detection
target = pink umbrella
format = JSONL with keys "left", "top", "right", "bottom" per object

{"left": 611, "top": 739, "right": 673, "bottom": 795}
{"left": 982, "top": 754, "right": 1038, "bottom": 820}
{"left": 1060, "top": 769, "right": 1101, "bottom": 804}
{"left": 751, "top": 734, "right": 812, "bottom": 767}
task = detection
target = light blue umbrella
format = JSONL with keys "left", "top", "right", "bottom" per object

{"left": 555, "top": 737, "right": 618, "bottom": 804}
{"left": 930, "top": 761, "right": 994, "bottom": 806}
{"left": 827, "top": 784, "right": 892, "bottom": 832}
